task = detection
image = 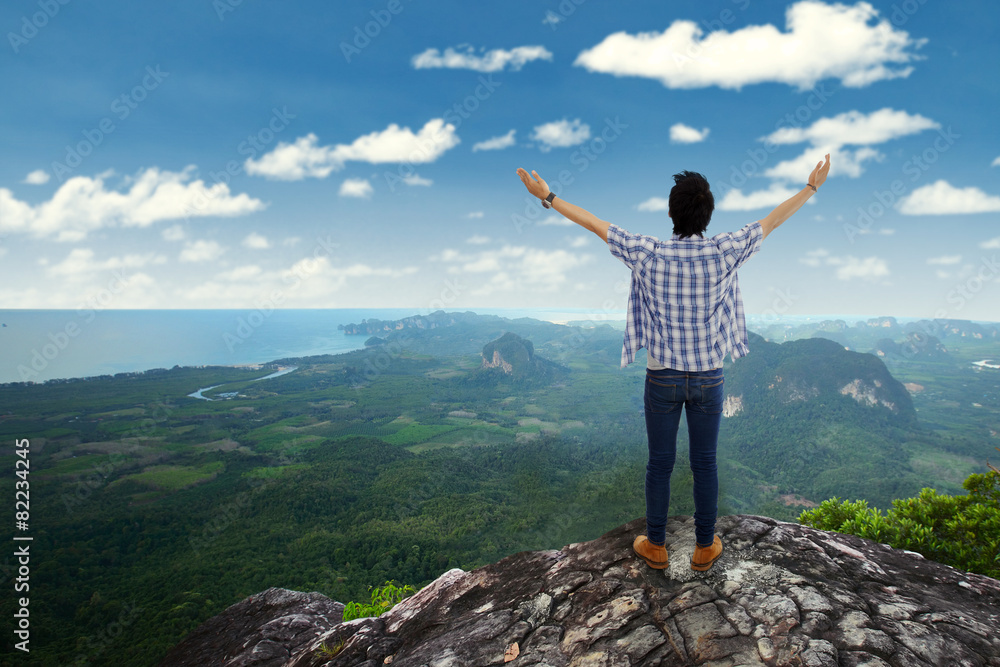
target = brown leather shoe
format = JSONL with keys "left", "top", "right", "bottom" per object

{"left": 633, "top": 535, "right": 669, "bottom": 569}
{"left": 690, "top": 535, "right": 724, "bottom": 571}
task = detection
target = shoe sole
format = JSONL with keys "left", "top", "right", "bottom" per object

{"left": 690, "top": 540, "right": 724, "bottom": 572}
{"left": 639, "top": 554, "right": 669, "bottom": 569}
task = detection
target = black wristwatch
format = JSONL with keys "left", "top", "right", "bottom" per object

{"left": 541, "top": 191, "right": 557, "bottom": 209}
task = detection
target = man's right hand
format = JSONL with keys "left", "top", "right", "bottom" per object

{"left": 809, "top": 153, "right": 831, "bottom": 189}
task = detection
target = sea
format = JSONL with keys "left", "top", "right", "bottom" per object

{"left": 0, "top": 309, "right": 925, "bottom": 384}
{"left": 0, "top": 308, "right": 627, "bottom": 384}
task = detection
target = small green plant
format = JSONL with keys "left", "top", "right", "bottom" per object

{"left": 799, "top": 455, "right": 1000, "bottom": 579}
{"left": 342, "top": 580, "right": 417, "bottom": 621}
{"left": 316, "top": 637, "right": 345, "bottom": 657}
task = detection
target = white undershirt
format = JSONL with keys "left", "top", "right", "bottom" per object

{"left": 646, "top": 350, "right": 668, "bottom": 370}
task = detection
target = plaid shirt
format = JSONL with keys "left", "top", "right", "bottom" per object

{"left": 606, "top": 220, "right": 763, "bottom": 370}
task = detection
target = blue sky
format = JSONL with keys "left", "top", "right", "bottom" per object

{"left": 1, "top": 0, "right": 999, "bottom": 320}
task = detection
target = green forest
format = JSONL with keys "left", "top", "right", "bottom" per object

{"left": 0, "top": 313, "right": 997, "bottom": 665}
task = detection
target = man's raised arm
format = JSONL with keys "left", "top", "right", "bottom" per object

{"left": 759, "top": 154, "right": 831, "bottom": 239}
{"left": 516, "top": 168, "right": 610, "bottom": 242}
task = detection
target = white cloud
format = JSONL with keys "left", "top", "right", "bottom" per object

{"left": 830, "top": 256, "right": 889, "bottom": 281}
{"left": 466, "top": 235, "right": 491, "bottom": 245}
{"left": 46, "top": 248, "right": 166, "bottom": 277}
{"left": 437, "top": 245, "right": 592, "bottom": 296}
{"left": 473, "top": 130, "right": 516, "bottom": 152}
{"left": 217, "top": 265, "right": 263, "bottom": 282}
{"left": 412, "top": 45, "right": 553, "bottom": 72}
{"left": 531, "top": 119, "right": 590, "bottom": 152}
{"left": 898, "top": 181, "right": 1000, "bottom": 215}
{"left": 283, "top": 236, "right": 301, "bottom": 246}
{"left": 243, "top": 232, "right": 270, "bottom": 249}
{"left": 180, "top": 240, "right": 225, "bottom": 263}
{"left": 992, "top": 156, "right": 1000, "bottom": 167}
{"left": 569, "top": 237, "right": 589, "bottom": 248}
{"left": 760, "top": 109, "right": 936, "bottom": 181}
{"left": 800, "top": 249, "right": 888, "bottom": 280}
{"left": 339, "top": 178, "right": 374, "bottom": 198}
{"left": 798, "top": 248, "right": 830, "bottom": 267}
{"left": 23, "top": 169, "right": 50, "bottom": 185}
{"left": 763, "top": 108, "right": 938, "bottom": 147}
{"left": 819, "top": 256, "right": 888, "bottom": 280}
{"left": 0, "top": 166, "right": 265, "bottom": 242}
{"left": 183, "top": 256, "right": 419, "bottom": 306}
{"left": 574, "top": 1, "right": 924, "bottom": 90}
{"left": 979, "top": 237, "right": 1000, "bottom": 250}
{"left": 402, "top": 174, "right": 433, "bottom": 187}
{"left": 718, "top": 183, "right": 800, "bottom": 211}
{"left": 539, "top": 215, "right": 573, "bottom": 227}
{"left": 926, "top": 255, "right": 961, "bottom": 265}
{"left": 637, "top": 197, "right": 670, "bottom": 212}
{"left": 245, "top": 119, "right": 460, "bottom": 181}
{"left": 764, "top": 145, "right": 882, "bottom": 180}
{"left": 5, "top": 249, "right": 162, "bottom": 308}
{"left": 162, "top": 224, "right": 185, "bottom": 242}
{"left": 466, "top": 211, "right": 485, "bottom": 219}
{"left": 669, "top": 123, "right": 709, "bottom": 144}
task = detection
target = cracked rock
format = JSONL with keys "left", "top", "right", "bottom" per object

{"left": 160, "top": 515, "right": 1000, "bottom": 667}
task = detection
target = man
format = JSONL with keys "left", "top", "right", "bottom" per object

{"left": 516, "top": 154, "right": 831, "bottom": 571}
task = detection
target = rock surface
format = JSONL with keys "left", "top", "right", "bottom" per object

{"left": 161, "top": 515, "right": 1000, "bottom": 666}
{"left": 157, "top": 588, "right": 344, "bottom": 667}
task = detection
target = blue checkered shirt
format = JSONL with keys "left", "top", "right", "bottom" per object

{"left": 606, "top": 220, "right": 763, "bottom": 370}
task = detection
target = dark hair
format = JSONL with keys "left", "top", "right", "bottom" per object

{"left": 668, "top": 170, "right": 714, "bottom": 238}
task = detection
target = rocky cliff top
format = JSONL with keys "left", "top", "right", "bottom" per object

{"left": 159, "top": 514, "right": 1000, "bottom": 667}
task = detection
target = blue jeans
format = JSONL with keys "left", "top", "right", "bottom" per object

{"left": 643, "top": 367, "right": 724, "bottom": 547}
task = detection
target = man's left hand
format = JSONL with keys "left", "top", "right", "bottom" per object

{"left": 516, "top": 168, "right": 549, "bottom": 199}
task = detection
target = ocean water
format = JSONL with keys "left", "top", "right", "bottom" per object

{"left": 0, "top": 308, "right": 625, "bottom": 384}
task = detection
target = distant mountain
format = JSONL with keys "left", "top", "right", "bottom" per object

{"left": 338, "top": 310, "right": 625, "bottom": 365}
{"left": 726, "top": 333, "right": 915, "bottom": 420}
{"left": 753, "top": 316, "right": 999, "bottom": 354}
{"left": 470, "top": 332, "right": 566, "bottom": 386}
{"left": 338, "top": 310, "right": 494, "bottom": 336}
{"left": 873, "top": 332, "right": 951, "bottom": 362}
